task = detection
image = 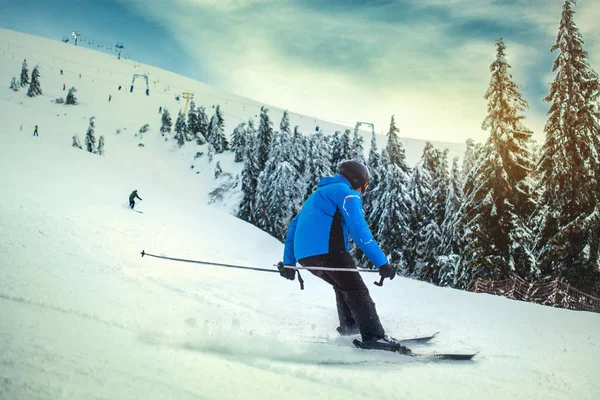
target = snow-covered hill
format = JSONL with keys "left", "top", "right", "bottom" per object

{"left": 1, "top": 29, "right": 600, "bottom": 400}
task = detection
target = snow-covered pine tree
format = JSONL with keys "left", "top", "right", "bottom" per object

{"left": 461, "top": 138, "right": 480, "bottom": 181}
{"left": 10, "top": 77, "right": 19, "bottom": 91}
{"left": 303, "top": 132, "right": 332, "bottom": 200}
{"left": 254, "top": 116, "right": 303, "bottom": 234}
{"left": 185, "top": 101, "right": 197, "bottom": 142}
{"left": 351, "top": 130, "right": 365, "bottom": 164}
{"left": 256, "top": 106, "right": 274, "bottom": 171}
{"left": 65, "top": 87, "right": 77, "bottom": 105}
{"left": 160, "top": 109, "right": 172, "bottom": 136}
{"left": 535, "top": 0, "right": 600, "bottom": 294}
{"left": 460, "top": 38, "right": 536, "bottom": 283}
{"left": 237, "top": 127, "right": 260, "bottom": 223}
{"left": 85, "top": 117, "right": 96, "bottom": 153}
{"left": 214, "top": 161, "right": 222, "bottom": 179}
{"left": 329, "top": 129, "right": 351, "bottom": 170}
{"left": 194, "top": 105, "right": 209, "bottom": 144}
{"left": 20, "top": 59, "right": 29, "bottom": 87}
{"left": 386, "top": 115, "right": 410, "bottom": 175}
{"left": 209, "top": 105, "right": 228, "bottom": 153}
{"left": 291, "top": 125, "right": 307, "bottom": 174}
{"left": 375, "top": 162, "right": 410, "bottom": 270}
{"left": 231, "top": 122, "right": 247, "bottom": 162}
{"left": 404, "top": 157, "right": 434, "bottom": 275}
{"left": 174, "top": 110, "right": 187, "bottom": 147}
{"left": 417, "top": 143, "right": 448, "bottom": 283}
{"left": 437, "top": 157, "right": 465, "bottom": 287}
{"left": 364, "top": 131, "right": 382, "bottom": 219}
{"left": 97, "top": 135, "right": 105, "bottom": 156}
{"left": 72, "top": 134, "right": 82, "bottom": 149}
{"left": 27, "top": 66, "right": 42, "bottom": 97}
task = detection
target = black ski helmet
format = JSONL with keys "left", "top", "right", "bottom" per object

{"left": 338, "top": 160, "right": 370, "bottom": 191}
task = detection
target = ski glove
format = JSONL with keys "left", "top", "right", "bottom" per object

{"left": 277, "top": 262, "right": 296, "bottom": 281}
{"left": 378, "top": 263, "right": 396, "bottom": 280}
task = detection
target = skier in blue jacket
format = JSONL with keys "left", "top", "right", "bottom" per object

{"left": 279, "top": 160, "right": 402, "bottom": 352}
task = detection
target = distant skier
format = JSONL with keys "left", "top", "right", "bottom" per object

{"left": 108, "top": 94, "right": 112, "bottom": 102}
{"left": 159, "top": 106, "right": 162, "bottom": 113}
{"left": 279, "top": 160, "right": 402, "bottom": 352}
{"left": 129, "top": 190, "right": 142, "bottom": 209}
{"left": 118, "top": 85, "right": 122, "bottom": 91}
{"left": 63, "top": 83, "right": 66, "bottom": 90}
{"left": 33, "top": 125, "right": 39, "bottom": 136}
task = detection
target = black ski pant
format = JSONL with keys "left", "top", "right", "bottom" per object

{"left": 299, "top": 252, "right": 385, "bottom": 340}
{"left": 129, "top": 200, "right": 135, "bottom": 209}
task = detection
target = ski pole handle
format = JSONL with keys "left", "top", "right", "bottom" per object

{"left": 374, "top": 276, "right": 385, "bottom": 287}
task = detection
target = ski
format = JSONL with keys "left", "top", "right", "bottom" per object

{"left": 353, "top": 339, "right": 477, "bottom": 361}
{"left": 398, "top": 331, "right": 439, "bottom": 345}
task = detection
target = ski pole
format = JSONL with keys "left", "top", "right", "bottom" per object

{"left": 141, "top": 250, "right": 304, "bottom": 290}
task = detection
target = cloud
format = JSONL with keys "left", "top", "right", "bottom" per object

{"left": 117, "top": 0, "right": 599, "bottom": 144}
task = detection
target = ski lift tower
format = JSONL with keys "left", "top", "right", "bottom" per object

{"left": 115, "top": 42, "right": 124, "bottom": 59}
{"left": 72, "top": 31, "right": 81, "bottom": 46}
{"left": 130, "top": 74, "right": 150, "bottom": 96}
{"left": 354, "top": 121, "right": 375, "bottom": 138}
{"left": 182, "top": 92, "right": 194, "bottom": 116}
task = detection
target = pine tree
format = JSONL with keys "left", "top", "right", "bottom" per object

{"left": 256, "top": 106, "right": 273, "bottom": 171}
{"left": 191, "top": 105, "right": 209, "bottom": 144}
{"left": 27, "top": 66, "right": 42, "bottom": 97}
{"left": 536, "top": 0, "right": 600, "bottom": 293}
{"left": 85, "top": 117, "right": 96, "bottom": 153}
{"left": 404, "top": 158, "right": 434, "bottom": 275}
{"left": 20, "top": 59, "right": 29, "bottom": 87}
{"left": 351, "top": 130, "right": 365, "bottom": 163}
{"left": 291, "top": 125, "right": 307, "bottom": 174}
{"left": 65, "top": 87, "right": 77, "bottom": 105}
{"left": 460, "top": 38, "right": 536, "bottom": 283}
{"left": 10, "top": 77, "right": 19, "bottom": 91}
{"left": 304, "top": 132, "right": 332, "bottom": 200}
{"left": 186, "top": 101, "right": 198, "bottom": 142}
{"left": 375, "top": 162, "right": 410, "bottom": 270}
{"left": 97, "top": 135, "right": 105, "bottom": 156}
{"left": 174, "top": 110, "right": 187, "bottom": 147}
{"left": 72, "top": 134, "right": 82, "bottom": 149}
{"left": 160, "top": 109, "right": 172, "bottom": 136}
{"left": 437, "top": 157, "right": 465, "bottom": 286}
{"left": 231, "top": 122, "right": 247, "bottom": 162}
{"left": 238, "top": 127, "right": 260, "bottom": 223}
{"left": 209, "top": 105, "right": 228, "bottom": 153}
{"left": 386, "top": 115, "right": 409, "bottom": 175}
{"left": 461, "top": 138, "right": 480, "bottom": 181}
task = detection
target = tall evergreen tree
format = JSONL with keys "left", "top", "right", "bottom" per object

{"left": 304, "top": 132, "right": 332, "bottom": 200}
{"left": 404, "top": 159, "right": 434, "bottom": 275}
{"left": 85, "top": 117, "right": 96, "bottom": 154}
{"left": 174, "top": 110, "right": 187, "bottom": 147}
{"left": 160, "top": 109, "right": 172, "bottom": 136}
{"left": 195, "top": 105, "right": 210, "bottom": 144}
{"left": 461, "top": 138, "right": 479, "bottom": 181}
{"left": 386, "top": 115, "right": 409, "bottom": 175}
{"left": 291, "top": 125, "right": 307, "bottom": 174}
{"left": 256, "top": 106, "right": 274, "bottom": 171}
{"left": 27, "top": 66, "right": 42, "bottom": 97}
{"left": 535, "top": 0, "right": 600, "bottom": 293}
{"left": 20, "top": 59, "right": 29, "bottom": 87}
{"left": 66, "top": 87, "right": 78, "bottom": 105}
{"left": 238, "top": 126, "right": 259, "bottom": 223}
{"left": 460, "top": 38, "right": 536, "bottom": 282}
{"left": 351, "top": 130, "right": 365, "bottom": 164}
{"left": 209, "top": 105, "right": 228, "bottom": 153}
{"left": 375, "top": 162, "right": 410, "bottom": 270}
{"left": 231, "top": 122, "right": 247, "bottom": 162}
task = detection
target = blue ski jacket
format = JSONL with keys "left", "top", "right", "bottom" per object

{"left": 283, "top": 175, "right": 388, "bottom": 268}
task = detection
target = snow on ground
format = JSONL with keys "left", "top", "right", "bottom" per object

{"left": 1, "top": 28, "right": 600, "bottom": 400}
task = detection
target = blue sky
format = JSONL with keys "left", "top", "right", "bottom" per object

{"left": 1, "top": 0, "right": 599, "bottom": 143}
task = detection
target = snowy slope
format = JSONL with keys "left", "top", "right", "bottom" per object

{"left": 1, "top": 29, "right": 600, "bottom": 400}
{"left": 0, "top": 28, "right": 467, "bottom": 170}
